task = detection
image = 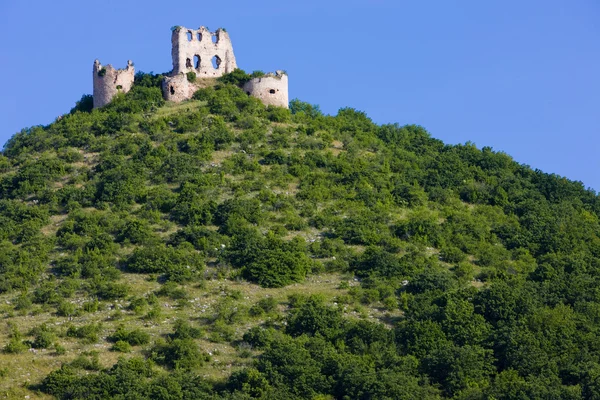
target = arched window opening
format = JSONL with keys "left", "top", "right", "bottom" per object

{"left": 212, "top": 34, "right": 218, "bottom": 43}
{"left": 212, "top": 55, "right": 221, "bottom": 69}
{"left": 194, "top": 55, "right": 201, "bottom": 69}
{"left": 186, "top": 31, "right": 193, "bottom": 41}
{"left": 170, "top": 86, "right": 175, "bottom": 95}
{"left": 197, "top": 32, "right": 202, "bottom": 41}
{"left": 185, "top": 58, "right": 192, "bottom": 69}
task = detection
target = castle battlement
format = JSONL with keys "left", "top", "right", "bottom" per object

{"left": 92, "top": 26, "right": 288, "bottom": 109}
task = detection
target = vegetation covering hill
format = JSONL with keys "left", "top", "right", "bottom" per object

{"left": 1, "top": 69, "right": 600, "bottom": 399}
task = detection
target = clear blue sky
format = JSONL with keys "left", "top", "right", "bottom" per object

{"left": 1, "top": 0, "right": 598, "bottom": 190}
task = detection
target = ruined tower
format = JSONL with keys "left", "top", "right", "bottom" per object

{"left": 243, "top": 71, "right": 289, "bottom": 109}
{"left": 171, "top": 26, "right": 237, "bottom": 77}
{"left": 92, "top": 60, "right": 135, "bottom": 108}
{"left": 163, "top": 26, "right": 238, "bottom": 102}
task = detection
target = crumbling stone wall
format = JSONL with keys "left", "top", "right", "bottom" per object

{"left": 92, "top": 60, "right": 135, "bottom": 108}
{"left": 162, "top": 74, "right": 199, "bottom": 103}
{"left": 243, "top": 71, "right": 289, "bottom": 108}
{"left": 171, "top": 26, "right": 236, "bottom": 78}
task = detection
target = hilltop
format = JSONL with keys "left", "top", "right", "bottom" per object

{"left": 1, "top": 71, "right": 600, "bottom": 399}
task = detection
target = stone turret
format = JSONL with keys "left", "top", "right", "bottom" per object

{"left": 243, "top": 71, "right": 289, "bottom": 109}
{"left": 92, "top": 60, "right": 135, "bottom": 108}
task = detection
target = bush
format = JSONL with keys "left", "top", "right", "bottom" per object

{"left": 169, "top": 319, "right": 202, "bottom": 340}
{"left": 31, "top": 327, "right": 56, "bottom": 349}
{"left": 4, "top": 337, "right": 27, "bottom": 354}
{"left": 66, "top": 323, "right": 102, "bottom": 343}
{"left": 266, "top": 106, "right": 291, "bottom": 122}
{"left": 70, "top": 94, "right": 94, "bottom": 114}
{"left": 224, "top": 230, "right": 312, "bottom": 288}
{"left": 286, "top": 295, "right": 344, "bottom": 339}
{"left": 217, "top": 68, "right": 253, "bottom": 87}
{"left": 82, "top": 299, "right": 99, "bottom": 313}
{"left": 126, "top": 244, "right": 204, "bottom": 282}
{"left": 155, "top": 281, "right": 188, "bottom": 300}
{"left": 186, "top": 71, "right": 197, "bottom": 82}
{"left": 440, "top": 246, "right": 467, "bottom": 264}
{"left": 111, "top": 340, "right": 132, "bottom": 353}
{"left": 249, "top": 297, "right": 278, "bottom": 317}
{"left": 109, "top": 325, "right": 150, "bottom": 346}
{"left": 56, "top": 301, "right": 76, "bottom": 317}
{"left": 151, "top": 338, "right": 209, "bottom": 370}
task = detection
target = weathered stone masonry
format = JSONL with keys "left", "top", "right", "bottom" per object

{"left": 93, "top": 25, "right": 288, "bottom": 109}
{"left": 243, "top": 71, "right": 289, "bottom": 108}
{"left": 92, "top": 60, "right": 135, "bottom": 109}
{"left": 171, "top": 26, "right": 237, "bottom": 77}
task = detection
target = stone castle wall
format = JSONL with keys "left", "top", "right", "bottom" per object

{"left": 243, "top": 71, "right": 289, "bottom": 108}
{"left": 92, "top": 60, "right": 135, "bottom": 108}
{"left": 162, "top": 74, "right": 199, "bottom": 103}
{"left": 171, "top": 26, "right": 237, "bottom": 78}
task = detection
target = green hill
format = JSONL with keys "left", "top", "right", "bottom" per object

{"left": 1, "top": 71, "right": 599, "bottom": 399}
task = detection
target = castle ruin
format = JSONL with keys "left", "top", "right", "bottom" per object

{"left": 92, "top": 60, "right": 135, "bottom": 109}
{"left": 93, "top": 26, "right": 288, "bottom": 109}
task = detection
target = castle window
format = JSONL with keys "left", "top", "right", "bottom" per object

{"left": 170, "top": 86, "right": 175, "bottom": 95}
{"left": 194, "top": 55, "right": 201, "bottom": 69}
{"left": 212, "top": 34, "right": 218, "bottom": 44}
{"left": 212, "top": 55, "right": 221, "bottom": 69}
{"left": 186, "top": 31, "right": 193, "bottom": 41}
{"left": 269, "top": 89, "right": 276, "bottom": 94}
{"left": 186, "top": 58, "right": 192, "bottom": 68}
{"left": 197, "top": 32, "right": 202, "bottom": 41}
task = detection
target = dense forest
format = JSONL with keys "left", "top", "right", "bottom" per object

{"left": 1, "top": 69, "right": 600, "bottom": 399}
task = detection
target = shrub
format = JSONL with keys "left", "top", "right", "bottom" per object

{"left": 151, "top": 338, "right": 209, "bottom": 370}
{"left": 169, "top": 319, "right": 202, "bottom": 340}
{"left": 126, "top": 244, "right": 204, "bottom": 282}
{"left": 109, "top": 325, "right": 150, "bottom": 346}
{"left": 13, "top": 292, "right": 32, "bottom": 311}
{"left": 155, "top": 281, "right": 188, "bottom": 300}
{"left": 4, "top": 337, "right": 27, "bottom": 354}
{"left": 249, "top": 297, "right": 278, "bottom": 317}
{"left": 217, "top": 68, "right": 252, "bottom": 87}
{"left": 186, "top": 71, "right": 197, "bottom": 82}
{"left": 134, "top": 71, "right": 165, "bottom": 88}
{"left": 70, "top": 353, "right": 101, "bottom": 371}
{"left": 56, "top": 301, "right": 76, "bottom": 317}
{"left": 66, "top": 323, "right": 102, "bottom": 343}
{"left": 32, "top": 330, "right": 56, "bottom": 349}
{"left": 286, "top": 295, "right": 344, "bottom": 339}
{"left": 227, "top": 368, "right": 271, "bottom": 397}
{"left": 111, "top": 340, "right": 132, "bottom": 353}
{"left": 266, "top": 106, "right": 291, "bottom": 122}
{"left": 224, "top": 230, "right": 312, "bottom": 287}
{"left": 70, "top": 94, "right": 94, "bottom": 114}
{"left": 440, "top": 246, "right": 467, "bottom": 264}
{"left": 82, "top": 299, "right": 99, "bottom": 313}
{"left": 54, "top": 343, "right": 66, "bottom": 355}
